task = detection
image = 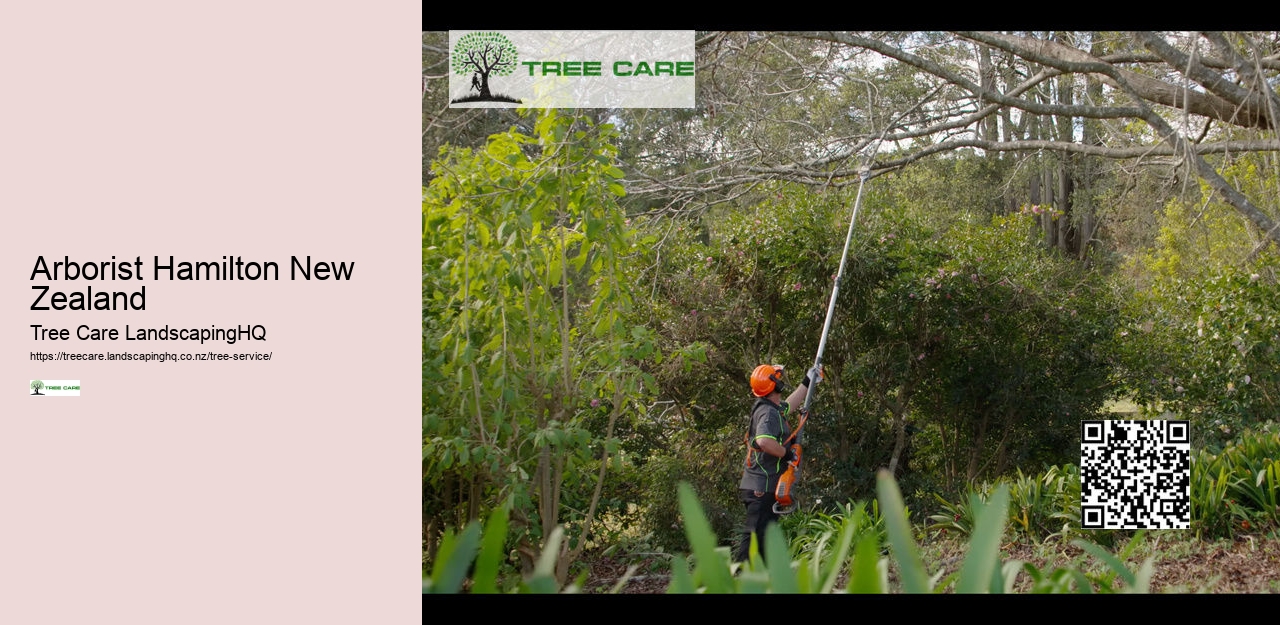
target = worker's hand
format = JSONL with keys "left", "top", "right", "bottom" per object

{"left": 781, "top": 445, "right": 798, "bottom": 466}
{"left": 804, "top": 365, "right": 824, "bottom": 388}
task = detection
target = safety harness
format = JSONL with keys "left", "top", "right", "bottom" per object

{"left": 741, "top": 397, "right": 810, "bottom": 514}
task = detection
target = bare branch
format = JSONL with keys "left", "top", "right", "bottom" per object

{"left": 794, "top": 31, "right": 1146, "bottom": 120}
{"left": 957, "top": 31, "right": 1273, "bottom": 129}
{"left": 1135, "top": 31, "right": 1272, "bottom": 126}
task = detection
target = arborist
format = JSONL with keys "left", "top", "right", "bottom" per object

{"left": 734, "top": 363, "right": 821, "bottom": 563}
{"left": 731, "top": 165, "right": 875, "bottom": 564}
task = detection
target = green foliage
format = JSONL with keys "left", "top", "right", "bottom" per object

{"left": 927, "top": 429, "right": 1280, "bottom": 545}
{"left": 929, "top": 464, "right": 1112, "bottom": 546}
{"left": 784, "top": 499, "right": 886, "bottom": 561}
{"left": 1071, "top": 532, "right": 1155, "bottom": 593}
{"left": 627, "top": 183, "right": 1122, "bottom": 528}
{"left": 1008, "top": 465, "right": 1079, "bottom": 540}
{"left": 667, "top": 477, "right": 889, "bottom": 594}
{"left": 423, "top": 109, "right": 658, "bottom": 577}
{"left": 812, "top": 205, "right": 1119, "bottom": 496}
{"left": 1117, "top": 152, "right": 1280, "bottom": 447}
{"left": 1116, "top": 265, "right": 1280, "bottom": 447}
{"left": 879, "top": 150, "right": 1014, "bottom": 221}
{"left": 669, "top": 471, "right": 1152, "bottom": 593}
{"left": 423, "top": 507, "right": 594, "bottom": 594}
{"left": 636, "top": 444, "right": 739, "bottom": 552}
{"left": 423, "top": 517, "right": 481, "bottom": 594}
{"left": 1133, "top": 153, "right": 1280, "bottom": 283}
{"left": 1189, "top": 423, "right": 1280, "bottom": 538}
{"left": 424, "top": 473, "right": 1159, "bottom": 594}
{"left": 887, "top": 211, "right": 1118, "bottom": 486}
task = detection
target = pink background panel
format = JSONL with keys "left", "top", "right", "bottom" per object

{"left": 0, "top": 3, "right": 422, "bottom": 623}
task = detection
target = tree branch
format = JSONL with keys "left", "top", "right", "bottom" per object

{"left": 1134, "top": 31, "right": 1272, "bottom": 127}
{"left": 957, "top": 31, "right": 1272, "bottom": 129}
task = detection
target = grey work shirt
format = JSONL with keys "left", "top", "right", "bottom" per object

{"left": 738, "top": 397, "right": 792, "bottom": 493}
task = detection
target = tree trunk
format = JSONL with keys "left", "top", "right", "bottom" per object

{"left": 443, "top": 473, "right": 457, "bottom": 527}
{"left": 1077, "top": 33, "right": 1106, "bottom": 263}
{"left": 424, "top": 516, "right": 438, "bottom": 564}
{"left": 886, "top": 374, "right": 916, "bottom": 475}
{"left": 468, "top": 476, "right": 481, "bottom": 523}
{"left": 1058, "top": 153, "right": 1074, "bottom": 253}
{"left": 887, "top": 409, "right": 908, "bottom": 477}
{"left": 979, "top": 44, "right": 999, "bottom": 143}
{"left": 1053, "top": 39, "right": 1077, "bottom": 257}
{"left": 1042, "top": 167, "right": 1056, "bottom": 249}
{"left": 966, "top": 410, "right": 990, "bottom": 482}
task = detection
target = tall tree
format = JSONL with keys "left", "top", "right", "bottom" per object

{"left": 423, "top": 110, "right": 657, "bottom": 583}
{"left": 620, "top": 32, "right": 1280, "bottom": 250}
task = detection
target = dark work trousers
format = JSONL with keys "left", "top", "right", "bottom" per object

{"left": 733, "top": 488, "right": 780, "bottom": 563}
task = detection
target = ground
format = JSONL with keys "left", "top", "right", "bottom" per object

{"left": 580, "top": 534, "right": 1280, "bottom": 593}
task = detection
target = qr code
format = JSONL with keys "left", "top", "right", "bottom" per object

{"left": 1080, "top": 420, "right": 1190, "bottom": 529}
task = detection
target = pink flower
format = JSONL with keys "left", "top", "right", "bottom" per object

{"left": 793, "top": 283, "right": 802, "bottom": 291}
{"left": 590, "top": 399, "right": 601, "bottom": 408}
{"left": 917, "top": 353, "right": 925, "bottom": 361}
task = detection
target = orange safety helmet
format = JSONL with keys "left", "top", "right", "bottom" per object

{"left": 749, "top": 364, "right": 786, "bottom": 397}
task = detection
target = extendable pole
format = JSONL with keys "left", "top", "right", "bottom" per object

{"left": 801, "top": 166, "right": 870, "bottom": 416}
{"left": 772, "top": 167, "right": 872, "bottom": 516}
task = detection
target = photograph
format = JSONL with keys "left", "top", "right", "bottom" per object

{"left": 422, "top": 30, "right": 1280, "bottom": 595}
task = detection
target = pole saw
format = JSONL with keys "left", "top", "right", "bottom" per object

{"left": 773, "top": 165, "right": 873, "bottom": 515}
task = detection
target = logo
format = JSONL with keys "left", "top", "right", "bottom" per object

{"left": 30, "top": 379, "right": 80, "bottom": 396}
{"left": 450, "top": 31, "right": 522, "bottom": 105}
{"left": 448, "top": 31, "right": 695, "bottom": 109}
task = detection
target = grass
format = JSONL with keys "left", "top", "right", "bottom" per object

{"left": 1103, "top": 398, "right": 1142, "bottom": 414}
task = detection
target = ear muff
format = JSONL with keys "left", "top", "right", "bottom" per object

{"left": 769, "top": 369, "right": 790, "bottom": 396}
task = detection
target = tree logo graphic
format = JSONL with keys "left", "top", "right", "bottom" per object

{"left": 451, "top": 31, "right": 522, "bottom": 104}
{"left": 30, "top": 380, "right": 45, "bottom": 395}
